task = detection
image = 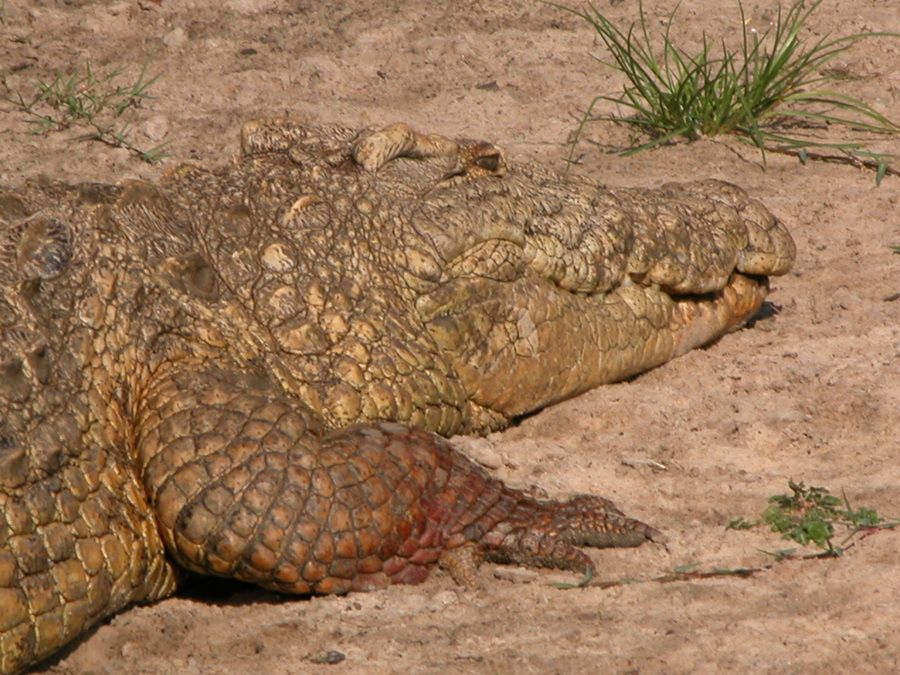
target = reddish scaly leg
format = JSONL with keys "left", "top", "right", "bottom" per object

{"left": 140, "top": 369, "right": 663, "bottom": 595}
{"left": 343, "top": 424, "right": 664, "bottom": 586}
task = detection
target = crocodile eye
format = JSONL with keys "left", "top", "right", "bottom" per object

{"left": 475, "top": 154, "right": 501, "bottom": 172}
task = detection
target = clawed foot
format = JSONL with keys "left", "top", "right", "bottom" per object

{"left": 365, "top": 424, "right": 665, "bottom": 588}
{"left": 472, "top": 493, "right": 664, "bottom": 578}
{"left": 433, "top": 470, "right": 665, "bottom": 586}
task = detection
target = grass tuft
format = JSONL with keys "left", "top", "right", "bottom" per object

{"left": 548, "top": 0, "right": 900, "bottom": 180}
{"left": 3, "top": 62, "right": 170, "bottom": 163}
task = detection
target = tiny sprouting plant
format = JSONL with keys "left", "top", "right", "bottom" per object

{"left": 4, "top": 62, "right": 170, "bottom": 163}
{"left": 728, "top": 480, "right": 897, "bottom": 557}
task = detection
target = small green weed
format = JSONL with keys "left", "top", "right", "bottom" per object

{"left": 4, "top": 62, "right": 170, "bottom": 163}
{"left": 552, "top": 482, "right": 893, "bottom": 590}
{"left": 548, "top": 0, "right": 900, "bottom": 182}
{"left": 728, "top": 480, "right": 897, "bottom": 557}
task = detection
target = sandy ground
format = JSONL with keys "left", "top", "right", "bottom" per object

{"left": 2, "top": 1, "right": 899, "bottom": 673}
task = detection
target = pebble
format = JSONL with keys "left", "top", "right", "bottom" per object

{"left": 428, "top": 590, "right": 459, "bottom": 612}
{"left": 142, "top": 115, "right": 169, "bottom": 142}
{"left": 309, "top": 650, "right": 345, "bottom": 664}
{"left": 163, "top": 27, "right": 187, "bottom": 49}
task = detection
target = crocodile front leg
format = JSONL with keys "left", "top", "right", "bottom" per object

{"left": 137, "top": 366, "right": 661, "bottom": 595}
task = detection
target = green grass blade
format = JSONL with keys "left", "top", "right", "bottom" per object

{"left": 550, "top": 0, "right": 899, "bottom": 179}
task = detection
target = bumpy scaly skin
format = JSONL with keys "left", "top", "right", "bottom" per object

{"left": 0, "top": 120, "right": 794, "bottom": 674}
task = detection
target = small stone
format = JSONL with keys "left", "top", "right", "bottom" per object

{"left": 142, "top": 116, "right": 169, "bottom": 142}
{"left": 163, "top": 27, "right": 187, "bottom": 48}
{"left": 428, "top": 590, "right": 459, "bottom": 612}
{"left": 310, "top": 650, "right": 346, "bottom": 664}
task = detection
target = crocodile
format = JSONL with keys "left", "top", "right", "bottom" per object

{"left": 0, "top": 120, "right": 794, "bottom": 674}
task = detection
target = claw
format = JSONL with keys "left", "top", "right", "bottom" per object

{"left": 459, "top": 486, "right": 663, "bottom": 576}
